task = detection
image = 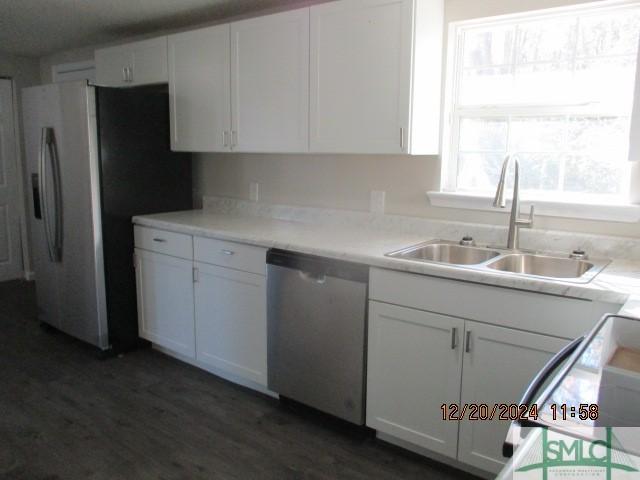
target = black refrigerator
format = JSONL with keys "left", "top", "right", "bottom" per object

{"left": 22, "top": 80, "right": 192, "bottom": 353}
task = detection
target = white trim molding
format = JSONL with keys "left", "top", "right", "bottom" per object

{"left": 52, "top": 60, "right": 95, "bottom": 83}
{"left": 427, "top": 191, "right": 640, "bottom": 223}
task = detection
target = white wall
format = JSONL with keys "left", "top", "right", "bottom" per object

{"left": 39, "top": 45, "right": 97, "bottom": 84}
{"left": 0, "top": 52, "right": 42, "bottom": 154}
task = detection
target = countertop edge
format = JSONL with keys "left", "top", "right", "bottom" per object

{"left": 132, "top": 215, "right": 634, "bottom": 308}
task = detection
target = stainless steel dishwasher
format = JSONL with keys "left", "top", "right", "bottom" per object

{"left": 267, "top": 249, "right": 368, "bottom": 424}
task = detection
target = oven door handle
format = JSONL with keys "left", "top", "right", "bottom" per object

{"left": 520, "top": 335, "right": 585, "bottom": 407}
{"left": 503, "top": 335, "right": 584, "bottom": 459}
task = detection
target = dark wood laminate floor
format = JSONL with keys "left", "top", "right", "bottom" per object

{"left": 0, "top": 280, "right": 478, "bottom": 480}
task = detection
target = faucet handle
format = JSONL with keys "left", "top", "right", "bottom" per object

{"left": 525, "top": 205, "right": 535, "bottom": 226}
{"left": 518, "top": 204, "right": 535, "bottom": 228}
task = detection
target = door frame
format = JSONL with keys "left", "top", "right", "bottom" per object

{"left": 0, "top": 77, "right": 29, "bottom": 281}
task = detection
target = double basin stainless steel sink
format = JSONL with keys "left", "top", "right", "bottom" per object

{"left": 385, "top": 240, "right": 610, "bottom": 283}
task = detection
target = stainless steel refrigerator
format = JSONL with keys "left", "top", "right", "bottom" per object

{"left": 21, "top": 80, "right": 192, "bottom": 352}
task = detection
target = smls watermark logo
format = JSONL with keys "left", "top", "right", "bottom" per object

{"left": 514, "top": 428, "right": 639, "bottom": 480}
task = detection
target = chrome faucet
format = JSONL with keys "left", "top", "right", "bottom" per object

{"left": 493, "top": 155, "right": 534, "bottom": 250}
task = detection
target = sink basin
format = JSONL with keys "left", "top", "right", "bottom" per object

{"left": 386, "top": 240, "right": 609, "bottom": 283}
{"left": 486, "top": 254, "right": 594, "bottom": 279}
{"left": 386, "top": 241, "right": 501, "bottom": 266}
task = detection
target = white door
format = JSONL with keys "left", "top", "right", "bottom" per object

{"left": 194, "top": 262, "right": 267, "bottom": 386}
{"left": 309, "top": 0, "right": 412, "bottom": 153}
{"left": 135, "top": 248, "right": 195, "bottom": 358}
{"left": 0, "top": 80, "right": 23, "bottom": 281}
{"left": 168, "top": 25, "right": 232, "bottom": 152}
{"left": 366, "top": 301, "right": 463, "bottom": 458}
{"left": 95, "top": 46, "right": 131, "bottom": 87}
{"left": 458, "top": 321, "right": 567, "bottom": 473}
{"left": 230, "top": 8, "right": 309, "bottom": 152}
{"left": 130, "top": 37, "right": 168, "bottom": 85}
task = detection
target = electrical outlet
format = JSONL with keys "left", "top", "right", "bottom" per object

{"left": 370, "top": 190, "right": 386, "bottom": 214}
{"left": 250, "top": 182, "right": 260, "bottom": 202}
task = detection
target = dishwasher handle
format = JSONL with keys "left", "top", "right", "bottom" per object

{"left": 267, "top": 249, "right": 368, "bottom": 283}
{"left": 298, "top": 270, "right": 327, "bottom": 284}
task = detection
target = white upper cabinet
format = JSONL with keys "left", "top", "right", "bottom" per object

{"left": 230, "top": 8, "right": 309, "bottom": 153}
{"left": 129, "top": 38, "right": 169, "bottom": 85}
{"left": 95, "top": 37, "right": 168, "bottom": 87}
{"left": 161, "top": 0, "right": 442, "bottom": 154}
{"left": 310, "top": 0, "right": 443, "bottom": 154}
{"left": 95, "top": 47, "right": 131, "bottom": 87}
{"left": 168, "top": 24, "right": 232, "bottom": 152}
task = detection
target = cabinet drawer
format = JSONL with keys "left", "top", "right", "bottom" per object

{"left": 194, "top": 237, "right": 266, "bottom": 275}
{"left": 134, "top": 226, "right": 193, "bottom": 259}
{"left": 369, "top": 268, "right": 618, "bottom": 339}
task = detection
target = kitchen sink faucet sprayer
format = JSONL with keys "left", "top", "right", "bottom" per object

{"left": 493, "top": 154, "right": 535, "bottom": 251}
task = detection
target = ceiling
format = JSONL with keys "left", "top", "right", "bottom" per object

{"left": 0, "top": 0, "right": 311, "bottom": 58}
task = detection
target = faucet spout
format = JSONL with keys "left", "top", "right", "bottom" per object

{"left": 493, "top": 155, "right": 534, "bottom": 250}
{"left": 493, "top": 155, "right": 513, "bottom": 208}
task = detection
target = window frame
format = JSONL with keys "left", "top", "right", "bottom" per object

{"left": 440, "top": 0, "right": 640, "bottom": 205}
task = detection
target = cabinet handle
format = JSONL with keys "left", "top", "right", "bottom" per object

{"left": 451, "top": 327, "right": 458, "bottom": 350}
{"left": 465, "top": 331, "right": 472, "bottom": 353}
{"left": 223, "top": 131, "right": 229, "bottom": 147}
{"left": 152, "top": 238, "right": 167, "bottom": 243}
{"left": 400, "top": 127, "right": 405, "bottom": 151}
{"left": 221, "top": 249, "right": 235, "bottom": 256}
{"left": 127, "top": 66, "right": 134, "bottom": 83}
{"left": 231, "top": 130, "right": 238, "bottom": 148}
{"left": 193, "top": 267, "right": 199, "bottom": 283}
{"left": 122, "top": 67, "right": 128, "bottom": 82}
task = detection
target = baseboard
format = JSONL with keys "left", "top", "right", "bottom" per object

{"left": 152, "top": 344, "right": 278, "bottom": 399}
{"left": 376, "top": 432, "right": 493, "bottom": 479}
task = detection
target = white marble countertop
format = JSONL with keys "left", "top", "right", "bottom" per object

{"left": 132, "top": 208, "right": 640, "bottom": 313}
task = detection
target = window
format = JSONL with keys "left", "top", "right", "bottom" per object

{"left": 442, "top": 2, "right": 640, "bottom": 205}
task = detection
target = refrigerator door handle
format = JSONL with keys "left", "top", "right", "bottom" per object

{"left": 39, "top": 127, "right": 54, "bottom": 261}
{"left": 48, "top": 129, "right": 63, "bottom": 262}
{"left": 39, "top": 127, "right": 63, "bottom": 262}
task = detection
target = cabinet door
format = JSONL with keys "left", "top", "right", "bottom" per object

{"left": 168, "top": 25, "right": 231, "bottom": 152}
{"left": 130, "top": 37, "right": 168, "bottom": 85}
{"left": 230, "top": 8, "right": 309, "bottom": 152}
{"left": 309, "top": 0, "right": 412, "bottom": 153}
{"left": 194, "top": 262, "right": 267, "bottom": 386}
{"left": 366, "top": 301, "right": 463, "bottom": 458}
{"left": 95, "top": 46, "right": 131, "bottom": 87}
{"left": 458, "top": 322, "right": 567, "bottom": 473}
{"left": 135, "top": 249, "right": 195, "bottom": 358}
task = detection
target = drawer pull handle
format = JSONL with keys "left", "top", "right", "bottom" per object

{"left": 153, "top": 238, "right": 167, "bottom": 243}
{"left": 221, "top": 249, "right": 235, "bottom": 256}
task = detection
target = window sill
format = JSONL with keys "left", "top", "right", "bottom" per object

{"left": 426, "top": 191, "right": 640, "bottom": 223}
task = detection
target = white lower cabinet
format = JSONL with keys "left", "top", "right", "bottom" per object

{"left": 194, "top": 262, "right": 267, "bottom": 386}
{"left": 367, "top": 301, "right": 463, "bottom": 458}
{"left": 134, "top": 229, "right": 269, "bottom": 392}
{"left": 366, "top": 298, "right": 569, "bottom": 474}
{"left": 458, "top": 322, "right": 567, "bottom": 473}
{"left": 135, "top": 248, "right": 195, "bottom": 358}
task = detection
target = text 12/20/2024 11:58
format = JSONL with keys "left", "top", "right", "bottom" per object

{"left": 440, "top": 404, "right": 600, "bottom": 421}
